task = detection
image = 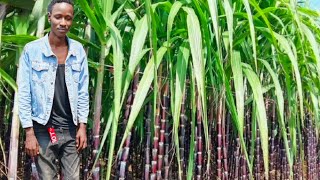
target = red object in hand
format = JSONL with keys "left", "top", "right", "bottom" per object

{"left": 48, "top": 127, "right": 58, "bottom": 144}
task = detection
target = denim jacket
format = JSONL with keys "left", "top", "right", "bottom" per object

{"left": 18, "top": 33, "right": 89, "bottom": 128}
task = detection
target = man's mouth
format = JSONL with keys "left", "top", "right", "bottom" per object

{"left": 58, "top": 28, "right": 67, "bottom": 32}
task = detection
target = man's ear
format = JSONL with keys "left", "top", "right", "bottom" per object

{"left": 47, "top": 12, "right": 51, "bottom": 23}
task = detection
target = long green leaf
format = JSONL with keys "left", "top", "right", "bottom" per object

{"left": 173, "top": 42, "right": 190, "bottom": 179}
{"left": 183, "top": 7, "right": 209, "bottom": 176}
{"left": 243, "top": 66, "right": 269, "bottom": 179}
{"left": 105, "top": 17, "right": 123, "bottom": 180}
{"left": 231, "top": 51, "right": 244, "bottom": 136}
{"left": 259, "top": 58, "right": 293, "bottom": 174}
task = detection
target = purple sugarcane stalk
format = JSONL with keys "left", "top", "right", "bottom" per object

{"left": 162, "top": 83, "right": 170, "bottom": 180}
{"left": 196, "top": 94, "right": 203, "bottom": 180}
{"left": 157, "top": 83, "right": 167, "bottom": 179}
{"left": 217, "top": 95, "right": 223, "bottom": 180}
{"left": 179, "top": 91, "right": 187, "bottom": 178}
{"left": 91, "top": 45, "right": 108, "bottom": 180}
{"left": 255, "top": 128, "right": 261, "bottom": 180}
{"left": 208, "top": 98, "right": 214, "bottom": 180}
{"left": 145, "top": 104, "right": 152, "bottom": 180}
{"left": 151, "top": 99, "right": 161, "bottom": 179}
{"left": 118, "top": 71, "right": 139, "bottom": 179}
{"left": 222, "top": 102, "right": 228, "bottom": 180}
{"left": 269, "top": 101, "right": 276, "bottom": 179}
{"left": 234, "top": 137, "right": 240, "bottom": 180}
{"left": 241, "top": 154, "right": 247, "bottom": 180}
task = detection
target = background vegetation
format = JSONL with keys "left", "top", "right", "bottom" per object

{"left": 0, "top": 0, "right": 320, "bottom": 179}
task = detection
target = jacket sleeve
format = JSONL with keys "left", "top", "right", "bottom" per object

{"left": 17, "top": 46, "right": 33, "bottom": 128}
{"left": 77, "top": 46, "right": 89, "bottom": 124}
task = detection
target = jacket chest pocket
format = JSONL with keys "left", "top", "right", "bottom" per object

{"left": 71, "top": 63, "right": 81, "bottom": 83}
{"left": 31, "top": 61, "right": 49, "bottom": 82}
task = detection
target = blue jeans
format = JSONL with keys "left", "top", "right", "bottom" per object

{"left": 33, "top": 123, "right": 79, "bottom": 180}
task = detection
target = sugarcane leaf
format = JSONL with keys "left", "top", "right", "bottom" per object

{"left": 31, "top": 0, "right": 50, "bottom": 20}
{"left": 207, "top": 0, "right": 222, "bottom": 61}
{"left": 0, "top": 68, "right": 17, "bottom": 92}
{"left": 2, "top": 35, "right": 37, "bottom": 45}
{"left": 67, "top": 33, "right": 100, "bottom": 50}
{"left": 183, "top": 7, "right": 209, "bottom": 176}
{"left": 300, "top": 23, "right": 320, "bottom": 80}
{"left": 243, "top": 65, "right": 269, "bottom": 178}
{"left": 241, "top": 0, "right": 257, "bottom": 70}
{"left": 77, "top": 0, "right": 106, "bottom": 44}
{"left": 105, "top": 17, "right": 123, "bottom": 180}
{"left": 231, "top": 51, "right": 244, "bottom": 136}
{"left": 167, "top": 0, "right": 183, "bottom": 120}
{"left": 173, "top": 42, "right": 190, "bottom": 179}
{"left": 259, "top": 58, "right": 292, "bottom": 171}
{"left": 223, "top": 0, "right": 233, "bottom": 54}
{"left": 273, "top": 32, "right": 304, "bottom": 126}
{"left": 92, "top": 0, "right": 107, "bottom": 30}
{"left": 121, "top": 16, "right": 149, "bottom": 103}
{"left": 167, "top": 1, "right": 183, "bottom": 42}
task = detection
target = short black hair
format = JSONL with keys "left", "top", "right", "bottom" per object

{"left": 47, "top": 0, "right": 74, "bottom": 13}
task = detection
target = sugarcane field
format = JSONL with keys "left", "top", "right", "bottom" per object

{"left": 1, "top": 0, "right": 320, "bottom": 179}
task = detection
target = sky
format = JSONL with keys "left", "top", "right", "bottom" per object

{"left": 309, "top": 0, "right": 320, "bottom": 11}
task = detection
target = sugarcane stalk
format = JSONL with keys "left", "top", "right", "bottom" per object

{"left": 145, "top": 103, "right": 152, "bottom": 180}
{"left": 222, "top": 99, "right": 228, "bottom": 180}
{"left": 255, "top": 127, "right": 261, "bottom": 180}
{"left": 162, "top": 83, "right": 170, "bottom": 180}
{"left": 151, "top": 101, "right": 161, "bottom": 179}
{"left": 217, "top": 95, "right": 223, "bottom": 180}
{"left": 207, "top": 96, "right": 215, "bottom": 180}
{"left": 234, "top": 137, "right": 240, "bottom": 180}
{"left": 196, "top": 93, "right": 203, "bottom": 180}
{"left": 157, "top": 91, "right": 165, "bottom": 178}
{"left": 118, "top": 70, "right": 139, "bottom": 179}
{"left": 91, "top": 44, "right": 110, "bottom": 180}
{"left": 269, "top": 100, "right": 276, "bottom": 179}
{"left": 179, "top": 91, "right": 187, "bottom": 178}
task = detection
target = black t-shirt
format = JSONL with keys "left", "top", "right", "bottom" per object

{"left": 49, "top": 64, "right": 75, "bottom": 129}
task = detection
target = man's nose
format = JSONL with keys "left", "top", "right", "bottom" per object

{"left": 60, "top": 18, "right": 66, "bottom": 26}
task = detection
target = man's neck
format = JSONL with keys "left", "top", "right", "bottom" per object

{"left": 48, "top": 32, "right": 68, "bottom": 48}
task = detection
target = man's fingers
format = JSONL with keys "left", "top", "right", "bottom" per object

{"left": 76, "top": 136, "right": 82, "bottom": 151}
{"left": 79, "top": 138, "right": 84, "bottom": 151}
{"left": 76, "top": 135, "right": 79, "bottom": 148}
{"left": 36, "top": 143, "right": 40, "bottom": 155}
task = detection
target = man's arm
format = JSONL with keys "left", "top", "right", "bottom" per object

{"left": 17, "top": 46, "right": 39, "bottom": 157}
{"left": 18, "top": 46, "right": 32, "bottom": 128}
{"left": 76, "top": 46, "right": 89, "bottom": 151}
{"left": 77, "top": 46, "right": 89, "bottom": 124}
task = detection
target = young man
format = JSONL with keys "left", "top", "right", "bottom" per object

{"left": 17, "top": 0, "right": 89, "bottom": 179}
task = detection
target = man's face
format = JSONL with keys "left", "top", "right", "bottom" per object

{"left": 48, "top": 2, "right": 74, "bottom": 38}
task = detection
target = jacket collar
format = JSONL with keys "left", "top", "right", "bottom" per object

{"left": 42, "top": 33, "right": 77, "bottom": 57}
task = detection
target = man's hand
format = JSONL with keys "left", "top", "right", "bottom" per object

{"left": 25, "top": 127, "right": 40, "bottom": 157}
{"left": 76, "top": 123, "right": 87, "bottom": 152}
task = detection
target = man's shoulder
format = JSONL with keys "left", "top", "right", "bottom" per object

{"left": 68, "top": 38, "right": 86, "bottom": 57}
{"left": 69, "top": 38, "right": 84, "bottom": 49}
{"left": 24, "top": 36, "right": 46, "bottom": 50}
